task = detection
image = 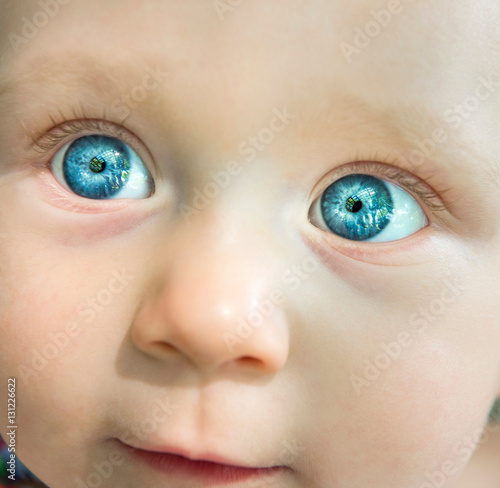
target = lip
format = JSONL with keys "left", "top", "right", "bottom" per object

{"left": 117, "top": 439, "right": 289, "bottom": 485}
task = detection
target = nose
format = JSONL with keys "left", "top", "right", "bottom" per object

{"left": 131, "top": 207, "right": 290, "bottom": 376}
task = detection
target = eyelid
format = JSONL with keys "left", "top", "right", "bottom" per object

{"left": 31, "top": 119, "right": 116, "bottom": 153}
{"left": 309, "top": 161, "right": 448, "bottom": 216}
{"left": 29, "top": 118, "right": 158, "bottom": 180}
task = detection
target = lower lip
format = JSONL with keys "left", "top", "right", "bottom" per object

{"left": 119, "top": 442, "right": 287, "bottom": 485}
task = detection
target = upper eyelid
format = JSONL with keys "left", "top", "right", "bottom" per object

{"left": 310, "top": 161, "right": 448, "bottom": 214}
{"left": 29, "top": 118, "right": 159, "bottom": 179}
{"left": 31, "top": 119, "right": 130, "bottom": 153}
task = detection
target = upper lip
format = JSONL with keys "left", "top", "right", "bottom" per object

{"left": 119, "top": 439, "right": 283, "bottom": 469}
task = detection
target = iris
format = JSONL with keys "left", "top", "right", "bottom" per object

{"left": 62, "top": 136, "right": 132, "bottom": 199}
{"left": 320, "top": 174, "right": 394, "bottom": 241}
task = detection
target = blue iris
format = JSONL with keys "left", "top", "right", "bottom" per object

{"left": 320, "top": 174, "right": 394, "bottom": 241}
{"left": 63, "top": 135, "right": 132, "bottom": 199}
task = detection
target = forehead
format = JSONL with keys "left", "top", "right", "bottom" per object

{"left": 2, "top": 0, "right": 499, "bottom": 96}
{"left": 1, "top": 0, "right": 500, "bottom": 179}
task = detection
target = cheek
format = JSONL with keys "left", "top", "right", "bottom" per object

{"left": 291, "top": 265, "right": 500, "bottom": 487}
{"left": 309, "top": 335, "right": 493, "bottom": 487}
{"left": 345, "top": 339, "right": 495, "bottom": 486}
{"left": 0, "top": 233, "right": 140, "bottom": 475}
{"left": 0, "top": 235, "right": 118, "bottom": 365}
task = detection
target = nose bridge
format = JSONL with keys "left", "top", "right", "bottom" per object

{"left": 169, "top": 202, "right": 277, "bottom": 329}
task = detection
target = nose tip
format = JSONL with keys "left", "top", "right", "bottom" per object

{"left": 130, "top": 218, "right": 290, "bottom": 376}
{"left": 131, "top": 282, "right": 290, "bottom": 375}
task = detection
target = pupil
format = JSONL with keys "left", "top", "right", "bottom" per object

{"left": 346, "top": 196, "right": 362, "bottom": 213}
{"left": 89, "top": 157, "right": 106, "bottom": 173}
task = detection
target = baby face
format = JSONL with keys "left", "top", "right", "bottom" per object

{"left": 1, "top": 1, "right": 500, "bottom": 487}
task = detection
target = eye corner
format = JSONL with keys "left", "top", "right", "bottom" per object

{"left": 307, "top": 192, "right": 323, "bottom": 227}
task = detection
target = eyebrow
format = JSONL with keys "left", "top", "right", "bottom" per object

{"left": 0, "top": 54, "right": 132, "bottom": 109}
{"left": 291, "top": 90, "right": 455, "bottom": 172}
{"left": 0, "top": 53, "right": 479, "bottom": 144}
{"left": 317, "top": 89, "right": 498, "bottom": 179}
{"left": 0, "top": 55, "right": 149, "bottom": 151}
{"left": 2, "top": 54, "right": 497, "bottom": 191}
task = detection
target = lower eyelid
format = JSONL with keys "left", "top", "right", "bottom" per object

{"left": 302, "top": 222, "right": 438, "bottom": 267}
{"left": 35, "top": 168, "right": 134, "bottom": 213}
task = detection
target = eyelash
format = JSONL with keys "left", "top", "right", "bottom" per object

{"left": 313, "top": 155, "right": 448, "bottom": 214}
{"left": 29, "top": 111, "right": 448, "bottom": 216}
{"left": 32, "top": 118, "right": 131, "bottom": 155}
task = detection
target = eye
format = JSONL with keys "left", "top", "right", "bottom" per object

{"left": 51, "top": 135, "right": 154, "bottom": 200}
{"left": 309, "top": 174, "right": 428, "bottom": 242}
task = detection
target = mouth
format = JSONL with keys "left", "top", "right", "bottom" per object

{"left": 117, "top": 439, "right": 289, "bottom": 485}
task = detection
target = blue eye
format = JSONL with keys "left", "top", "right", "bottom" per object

{"left": 311, "top": 174, "right": 428, "bottom": 242}
{"left": 51, "top": 135, "right": 154, "bottom": 200}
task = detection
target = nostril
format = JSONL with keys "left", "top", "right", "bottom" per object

{"left": 154, "top": 342, "right": 177, "bottom": 352}
{"left": 238, "top": 356, "right": 263, "bottom": 367}
{"left": 146, "top": 341, "right": 178, "bottom": 358}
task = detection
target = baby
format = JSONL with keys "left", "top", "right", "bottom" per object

{"left": 1, "top": 0, "right": 500, "bottom": 487}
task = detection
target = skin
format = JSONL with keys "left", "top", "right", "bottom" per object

{"left": 0, "top": 0, "right": 500, "bottom": 487}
